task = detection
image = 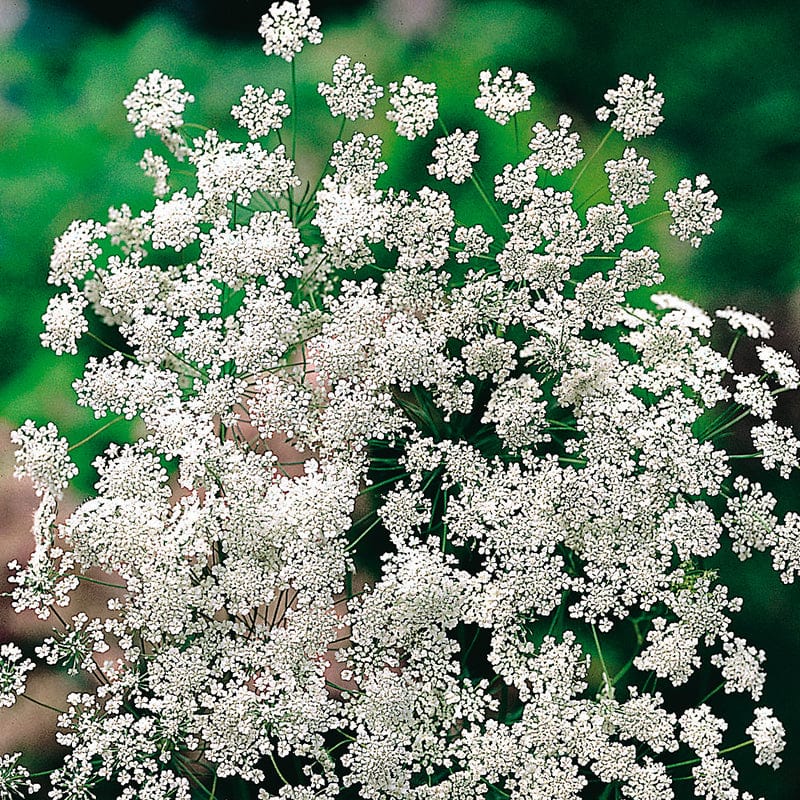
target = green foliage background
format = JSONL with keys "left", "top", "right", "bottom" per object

{"left": 0, "top": 0, "right": 798, "bottom": 795}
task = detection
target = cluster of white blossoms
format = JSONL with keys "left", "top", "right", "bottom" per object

{"left": 4, "top": 4, "right": 798, "bottom": 800}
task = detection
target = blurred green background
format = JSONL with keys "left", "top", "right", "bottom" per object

{"left": 0, "top": 0, "right": 798, "bottom": 795}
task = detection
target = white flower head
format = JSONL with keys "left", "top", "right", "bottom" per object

{"left": 318, "top": 55, "right": 383, "bottom": 121}
{"left": 386, "top": 75, "right": 438, "bottom": 140}
{"left": 596, "top": 73, "right": 664, "bottom": 140}
{"left": 123, "top": 69, "right": 194, "bottom": 139}
{"left": 190, "top": 130, "right": 299, "bottom": 208}
{"left": 756, "top": 344, "right": 799, "bottom": 389}
{"left": 665, "top": 173, "right": 722, "bottom": 247}
{"left": 41, "top": 291, "right": 88, "bottom": 356}
{"left": 258, "top": 0, "right": 322, "bottom": 62}
{"left": 0, "top": 753, "right": 40, "bottom": 798}
{"left": 0, "top": 644, "right": 35, "bottom": 708}
{"left": 528, "top": 114, "right": 583, "bottom": 175}
{"left": 428, "top": 128, "right": 479, "bottom": 184}
{"left": 652, "top": 292, "right": 713, "bottom": 335}
{"left": 475, "top": 66, "right": 535, "bottom": 125}
{"left": 494, "top": 154, "right": 539, "bottom": 206}
{"left": 585, "top": 201, "right": 632, "bottom": 252}
{"left": 752, "top": 421, "right": 800, "bottom": 478}
{"left": 49, "top": 219, "right": 106, "bottom": 287}
{"left": 11, "top": 420, "right": 78, "bottom": 499}
{"left": 454, "top": 224, "right": 493, "bottom": 264}
{"left": 147, "top": 188, "right": 205, "bottom": 250}
{"left": 716, "top": 306, "right": 772, "bottom": 339}
{"left": 733, "top": 373, "right": 776, "bottom": 419}
{"left": 747, "top": 707, "right": 785, "bottom": 768}
{"left": 604, "top": 146, "right": 655, "bottom": 207}
{"left": 139, "top": 148, "right": 170, "bottom": 198}
{"left": 482, "top": 374, "right": 549, "bottom": 449}
{"left": 231, "top": 85, "right": 291, "bottom": 139}
{"left": 9, "top": 14, "right": 800, "bottom": 799}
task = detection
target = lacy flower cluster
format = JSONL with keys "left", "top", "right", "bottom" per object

{"left": 3, "top": 3, "right": 798, "bottom": 799}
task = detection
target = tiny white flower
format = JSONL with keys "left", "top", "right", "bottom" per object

{"left": 604, "top": 146, "right": 655, "bottom": 207}
{"left": 41, "top": 291, "right": 88, "bottom": 355}
{"left": 716, "top": 306, "right": 773, "bottom": 339}
{"left": 747, "top": 707, "right": 785, "bottom": 768}
{"left": 529, "top": 114, "right": 583, "bottom": 175}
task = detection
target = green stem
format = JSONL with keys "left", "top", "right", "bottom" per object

{"left": 86, "top": 331, "right": 136, "bottom": 361}
{"left": 699, "top": 682, "right": 725, "bottom": 704}
{"left": 269, "top": 752, "right": 291, "bottom": 786}
{"left": 357, "top": 472, "right": 409, "bottom": 496}
{"left": 346, "top": 515, "right": 383, "bottom": 552}
{"left": 77, "top": 575, "right": 127, "bottom": 590}
{"left": 700, "top": 407, "right": 750, "bottom": 440}
{"left": 67, "top": 415, "right": 125, "bottom": 452}
{"left": 570, "top": 128, "right": 612, "bottom": 192}
{"left": 21, "top": 694, "right": 64, "bottom": 714}
{"left": 296, "top": 117, "right": 347, "bottom": 225}
{"left": 166, "top": 347, "right": 209, "bottom": 380}
{"left": 471, "top": 172, "right": 506, "bottom": 233}
{"left": 173, "top": 755, "right": 214, "bottom": 798}
{"left": 481, "top": 778, "right": 510, "bottom": 798}
{"left": 726, "top": 331, "right": 743, "bottom": 361}
{"left": 291, "top": 59, "right": 298, "bottom": 165}
{"left": 719, "top": 739, "right": 754, "bottom": 756}
{"left": 666, "top": 739, "right": 753, "bottom": 770}
{"left": 632, "top": 209, "right": 670, "bottom": 227}
{"left": 591, "top": 624, "right": 613, "bottom": 698}
{"left": 28, "top": 769, "right": 58, "bottom": 778}
{"left": 441, "top": 490, "right": 448, "bottom": 552}
{"left": 610, "top": 653, "right": 637, "bottom": 686}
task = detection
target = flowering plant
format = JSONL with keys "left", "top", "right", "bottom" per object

{"left": 2, "top": 2, "right": 798, "bottom": 798}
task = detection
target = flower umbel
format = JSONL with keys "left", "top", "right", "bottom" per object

{"left": 665, "top": 173, "right": 723, "bottom": 247}
{"left": 596, "top": 72, "right": 665, "bottom": 140}
{"left": 386, "top": 75, "right": 438, "bottom": 140}
{"left": 258, "top": 0, "right": 322, "bottom": 61}
{"left": 10, "top": 420, "right": 78, "bottom": 499}
{"left": 4, "top": 6, "right": 798, "bottom": 800}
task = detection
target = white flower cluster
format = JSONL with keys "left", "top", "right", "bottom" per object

{"left": 596, "top": 72, "right": 664, "bottom": 140}
{"left": 0, "top": 644, "right": 35, "bottom": 708}
{"left": 123, "top": 69, "right": 194, "bottom": 157}
{"left": 386, "top": 75, "right": 438, "bottom": 140}
{"left": 319, "top": 56, "right": 383, "bottom": 121}
{"left": 428, "top": 128, "right": 480, "bottom": 184}
{"left": 0, "top": 753, "right": 40, "bottom": 799}
{"left": 474, "top": 66, "right": 535, "bottom": 125}
{"left": 665, "top": 173, "right": 723, "bottom": 248}
{"left": 258, "top": 0, "right": 322, "bottom": 61}
{"left": 4, "top": 5, "right": 796, "bottom": 800}
{"left": 232, "top": 84, "right": 292, "bottom": 138}
{"left": 528, "top": 114, "right": 583, "bottom": 175}
{"left": 10, "top": 419, "right": 78, "bottom": 498}
{"left": 605, "top": 146, "right": 655, "bottom": 207}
